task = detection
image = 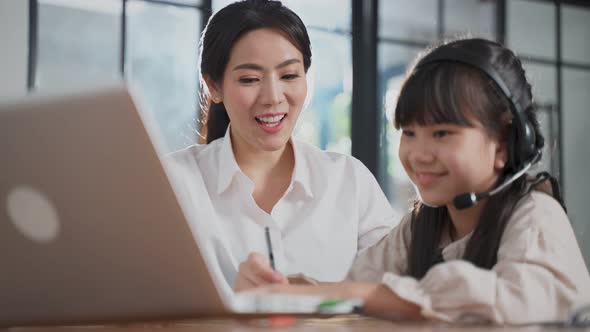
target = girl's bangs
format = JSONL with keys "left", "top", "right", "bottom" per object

{"left": 394, "top": 63, "right": 479, "bottom": 129}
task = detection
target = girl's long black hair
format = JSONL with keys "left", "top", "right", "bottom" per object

{"left": 394, "top": 38, "right": 566, "bottom": 279}
{"left": 198, "top": 0, "right": 311, "bottom": 143}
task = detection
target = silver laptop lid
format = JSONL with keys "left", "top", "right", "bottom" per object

{"left": 0, "top": 84, "right": 228, "bottom": 327}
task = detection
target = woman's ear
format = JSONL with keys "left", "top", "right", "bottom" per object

{"left": 203, "top": 75, "right": 222, "bottom": 104}
{"left": 494, "top": 140, "right": 508, "bottom": 170}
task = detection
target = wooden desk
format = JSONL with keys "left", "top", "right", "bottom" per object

{"left": 4, "top": 315, "right": 589, "bottom": 332}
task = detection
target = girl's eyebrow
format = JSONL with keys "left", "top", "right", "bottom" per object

{"left": 232, "top": 58, "right": 301, "bottom": 72}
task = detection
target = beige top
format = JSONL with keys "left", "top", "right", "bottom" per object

{"left": 347, "top": 191, "right": 590, "bottom": 324}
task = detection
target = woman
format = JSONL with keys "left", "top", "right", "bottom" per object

{"left": 169, "top": 0, "right": 397, "bottom": 291}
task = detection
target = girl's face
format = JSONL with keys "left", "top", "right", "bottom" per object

{"left": 207, "top": 28, "right": 307, "bottom": 152}
{"left": 398, "top": 121, "right": 507, "bottom": 207}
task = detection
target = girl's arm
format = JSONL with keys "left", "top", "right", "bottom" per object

{"left": 372, "top": 192, "right": 590, "bottom": 324}
{"left": 264, "top": 194, "right": 589, "bottom": 324}
{"left": 265, "top": 282, "right": 422, "bottom": 320}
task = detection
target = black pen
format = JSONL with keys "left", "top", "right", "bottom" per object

{"left": 264, "top": 226, "right": 276, "bottom": 270}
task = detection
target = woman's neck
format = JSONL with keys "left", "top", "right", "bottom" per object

{"left": 230, "top": 130, "right": 294, "bottom": 185}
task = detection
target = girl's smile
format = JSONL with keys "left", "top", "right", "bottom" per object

{"left": 414, "top": 171, "right": 448, "bottom": 187}
{"left": 399, "top": 122, "right": 506, "bottom": 208}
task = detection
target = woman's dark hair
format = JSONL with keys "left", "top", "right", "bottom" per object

{"left": 198, "top": 0, "right": 312, "bottom": 143}
{"left": 394, "top": 38, "right": 565, "bottom": 279}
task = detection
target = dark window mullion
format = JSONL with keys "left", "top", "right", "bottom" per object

{"left": 556, "top": 0, "right": 564, "bottom": 186}
{"left": 352, "top": 0, "right": 379, "bottom": 177}
{"left": 438, "top": 0, "right": 444, "bottom": 39}
{"left": 120, "top": 0, "right": 127, "bottom": 76}
{"left": 27, "top": 0, "right": 38, "bottom": 91}
{"left": 496, "top": 0, "right": 506, "bottom": 44}
{"left": 201, "top": 0, "right": 211, "bottom": 31}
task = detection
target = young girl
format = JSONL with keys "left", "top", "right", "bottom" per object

{"left": 168, "top": 0, "right": 396, "bottom": 292}
{"left": 256, "top": 38, "right": 590, "bottom": 324}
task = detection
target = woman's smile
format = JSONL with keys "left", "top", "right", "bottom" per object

{"left": 255, "top": 112, "right": 287, "bottom": 134}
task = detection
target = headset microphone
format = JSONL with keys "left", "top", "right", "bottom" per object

{"left": 453, "top": 150, "right": 541, "bottom": 210}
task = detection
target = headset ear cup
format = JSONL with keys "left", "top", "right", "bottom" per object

{"left": 507, "top": 127, "right": 518, "bottom": 172}
{"left": 509, "top": 120, "right": 537, "bottom": 172}
{"left": 522, "top": 121, "right": 537, "bottom": 161}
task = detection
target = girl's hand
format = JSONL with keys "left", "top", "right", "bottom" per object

{"left": 260, "top": 282, "right": 423, "bottom": 320}
{"left": 234, "top": 253, "right": 288, "bottom": 292}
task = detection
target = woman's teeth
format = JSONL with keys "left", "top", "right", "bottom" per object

{"left": 256, "top": 114, "right": 285, "bottom": 127}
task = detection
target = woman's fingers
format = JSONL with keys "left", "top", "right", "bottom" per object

{"left": 234, "top": 253, "right": 287, "bottom": 292}
{"left": 248, "top": 253, "right": 286, "bottom": 283}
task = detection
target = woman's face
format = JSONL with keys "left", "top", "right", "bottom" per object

{"left": 398, "top": 120, "right": 507, "bottom": 208}
{"left": 208, "top": 28, "right": 307, "bottom": 152}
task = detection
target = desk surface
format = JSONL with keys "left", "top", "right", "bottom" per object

{"left": 4, "top": 316, "right": 589, "bottom": 332}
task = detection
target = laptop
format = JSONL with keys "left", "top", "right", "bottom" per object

{"left": 0, "top": 84, "right": 361, "bottom": 327}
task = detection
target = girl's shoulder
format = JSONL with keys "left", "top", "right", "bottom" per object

{"left": 509, "top": 190, "right": 570, "bottom": 230}
{"left": 374, "top": 212, "right": 414, "bottom": 249}
{"left": 501, "top": 190, "right": 573, "bottom": 252}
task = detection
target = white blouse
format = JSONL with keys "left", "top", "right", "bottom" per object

{"left": 166, "top": 129, "right": 398, "bottom": 291}
{"left": 347, "top": 191, "right": 590, "bottom": 324}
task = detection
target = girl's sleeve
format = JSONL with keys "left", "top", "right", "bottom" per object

{"left": 346, "top": 214, "right": 412, "bottom": 282}
{"left": 380, "top": 193, "right": 590, "bottom": 324}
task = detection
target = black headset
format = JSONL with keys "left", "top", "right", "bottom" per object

{"left": 412, "top": 43, "right": 542, "bottom": 209}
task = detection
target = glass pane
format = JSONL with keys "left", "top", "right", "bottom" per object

{"left": 294, "top": 31, "right": 352, "bottom": 154}
{"left": 126, "top": 1, "right": 201, "bottom": 152}
{"left": 562, "top": 68, "right": 590, "bottom": 267}
{"left": 0, "top": 0, "right": 27, "bottom": 98}
{"left": 281, "top": 0, "right": 350, "bottom": 32}
{"left": 523, "top": 63, "right": 558, "bottom": 175}
{"left": 379, "top": 0, "right": 438, "bottom": 42}
{"left": 444, "top": 0, "right": 495, "bottom": 41}
{"left": 36, "top": 0, "right": 121, "bottom": 91}
{"left": 563, "top": 5, "right": 590, "bottom": 65}
{"left": 212, "top": 0, "right": 350, "bottom": 31}
{"left": 167, "top": 0, "right": 202, "bottom": 5}
{"left": 212, "top": 0, "right": 234, "bottom": 11}
{"left": 507, "top": 0, "right": 556, "bottom": 60}
{"left": 378, "top": 43, "right": 423, "bottom": 215}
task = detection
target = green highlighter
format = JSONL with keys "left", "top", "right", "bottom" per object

{"left": 317, "top": 298, "right": 364, "bottom": 314}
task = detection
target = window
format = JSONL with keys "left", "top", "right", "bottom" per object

{"left": 34, "top": 0, "right": 205, "bottom": 152}
{"left": 379, "top": 0, "right": 438, "bottom": 43}
{"left": 126, "top": 1, "right": 201, "bottom": 151}
{"left": 507, "top": 0, "right": 556, "bottom": 60}
{"left": 378, "top": 44, "right": 423, "bottom": 213}
{"left": 36, "top": 0, "right": 121, "bottom": 90}
{"left": 563, "top": 68, "right": 590, "bottom": 261}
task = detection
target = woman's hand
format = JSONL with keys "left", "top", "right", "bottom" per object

{"left": 287, "top": 273, "right": 319, "bottom": 285}
{"left": 234, "top": 253, "right": 288, "bottom": 292}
